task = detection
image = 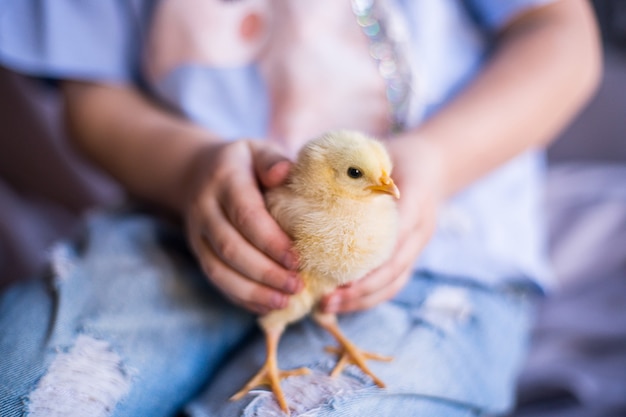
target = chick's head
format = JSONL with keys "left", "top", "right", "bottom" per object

{"left": 292, "top": 130, "right": 400, "bottom": 201}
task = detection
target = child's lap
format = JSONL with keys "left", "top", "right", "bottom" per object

{"left": 0, "top": 211, "right": 534, "bottom": 417}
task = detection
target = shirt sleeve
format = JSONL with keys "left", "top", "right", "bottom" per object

{"left": 465, "top": 0, "right": 558, "bottom": 31}
{"left": 0, "top": 0, "right": 148, "bottom": 83}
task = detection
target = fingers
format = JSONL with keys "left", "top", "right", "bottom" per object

{"left": 249, "top": 141, "right": 293, "bottom": 189}
{"left": 188, "top": 216, "right": 292, "bottom": 314}
{"left": 221, "top": 173, "right": 298, "bottom": 270}
{"left": 184, "top": 140, "right": 301, "bottom": 313}
{"left": 187, "top": 193, "right": 301, "bottom": 313}
{"left": 191, "top": 233, "right": 290, "bottom": 315}
{"left": 209, "top": 197, "right": 302, "bottom": 293}
{"left": 321, "top": 268, "right": 411, "bottom": 314}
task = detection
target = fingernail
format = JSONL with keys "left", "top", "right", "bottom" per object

{"left": 272, "top": 293, "right": 288, "bottom": 310}
{"left": 284, "top": 274, "right": 303, "bottom": 294}
{"left": 282, "top": 251, "right": 299, "bottom": 270}
{"left": 324, "top": 297, "right": 340, "bottom": 313}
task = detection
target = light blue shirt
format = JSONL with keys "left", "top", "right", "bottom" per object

{"left": 0, "top": 0, "right": 554, "bottom": 289}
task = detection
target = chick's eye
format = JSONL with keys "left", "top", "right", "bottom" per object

{"left": 347, "top": 167, "right": 363, "bottom": 179}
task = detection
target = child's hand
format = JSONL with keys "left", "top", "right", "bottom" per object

{"left": 183, "top": 140, "right": 302, "bottom": 314}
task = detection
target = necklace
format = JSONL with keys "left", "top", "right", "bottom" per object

{"left": 351, "top": 0, "right": 414, "bottom": 132}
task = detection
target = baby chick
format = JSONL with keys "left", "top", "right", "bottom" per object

{"left": 231, "top": 130, "right": 400, "bottom": 413}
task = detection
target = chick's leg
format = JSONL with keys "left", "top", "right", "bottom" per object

{"left": 313, "top": 311, "right": 392, "bottom": 387}
{"left": 230, "top": 324, "right": 309, "bottom": 413}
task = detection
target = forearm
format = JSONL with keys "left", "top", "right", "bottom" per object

{"left": 398, "top": 0, "right": 601, "bottom": 197}
{"left": 62, "top": 81, "right": 221, "bottom": 212}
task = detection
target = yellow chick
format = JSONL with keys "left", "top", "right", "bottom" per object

{"left": 231, "top": 130, "right": 400, "bottom": 413}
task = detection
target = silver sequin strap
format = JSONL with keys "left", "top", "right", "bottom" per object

{"left": 352, "top": 0, "right": 414, "bottom": 132}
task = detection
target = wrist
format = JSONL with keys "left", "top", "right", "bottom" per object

{"left": 387, "top": 132, "right": 451, "bottom": 202}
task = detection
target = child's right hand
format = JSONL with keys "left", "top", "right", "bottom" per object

{"left": 182, "top": 140, "right": 303, "bottom": 314}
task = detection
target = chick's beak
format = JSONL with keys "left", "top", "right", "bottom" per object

{"left": 368, "top": 174, "right": 400, "bottom": 199}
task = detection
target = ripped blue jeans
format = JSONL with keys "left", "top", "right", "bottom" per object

{"left": 0, "top": 211, "right": 538, "bottom": 417}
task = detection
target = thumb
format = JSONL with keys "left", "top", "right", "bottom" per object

{"left": 249, "top": 142, "right": 293, "bottom": 189}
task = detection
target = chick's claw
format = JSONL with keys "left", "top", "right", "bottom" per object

{"left": 314, "top": 311, "right": 392, "bottom": 387}
{"left": 324, "top": 343, "right": 392, "bottom": 387}
{"left": 230, "top": 363, "right": 310, "bottom": 413}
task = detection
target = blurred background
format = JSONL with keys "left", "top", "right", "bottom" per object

{"left": 0, "top": 0, "right": 624, "bottom": 416}
{"left": 509, "top": 1, "right": 626, "bottom": 416}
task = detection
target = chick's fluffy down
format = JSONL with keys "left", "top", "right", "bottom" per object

{"left": 265, "top": 131, "right": 399, "bottom": 289}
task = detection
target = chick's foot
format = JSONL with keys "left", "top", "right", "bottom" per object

{"left": 314, "top": 311, "right": 392, "bottom": 387}
{"left": 324, "top": 344, "right": 392, "bottom": 387}
{"left": 230, "top": 362, "right": 310, "bottom": 412}
{"left": 230, "top": 326, "right": 310, "bottom": 414}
